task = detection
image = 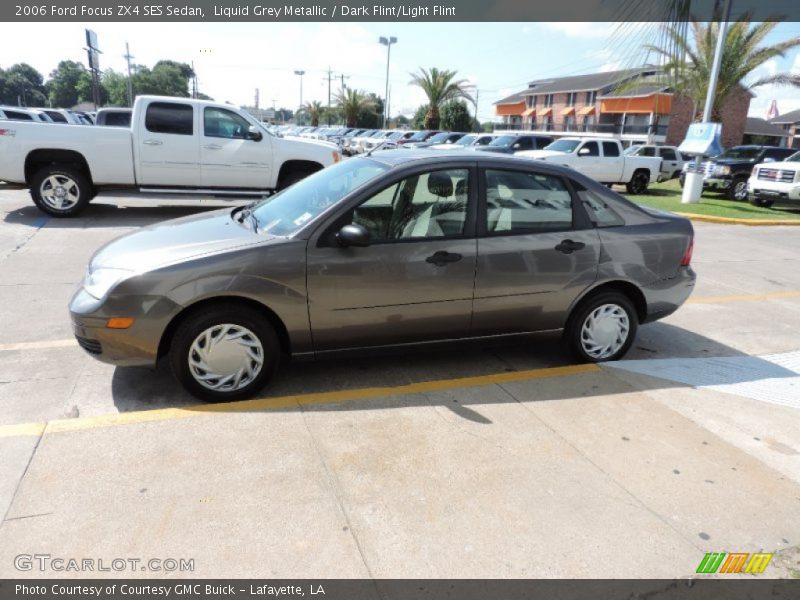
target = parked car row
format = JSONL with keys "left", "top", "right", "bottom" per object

{"left": 0, "top": 105, "right": 133, "bottom": 127}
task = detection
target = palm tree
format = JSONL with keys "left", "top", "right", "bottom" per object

{"left": 335, "top": 88, "right": 376, "bottom": 127}
{"left": 409, "top": 67, "right": 474, "bottom": 129}
{"left": 302, "top": 100, "right": 324, "bottom": 127}
{"left": 644, "top": 13, "right": 800, "bottom": 121}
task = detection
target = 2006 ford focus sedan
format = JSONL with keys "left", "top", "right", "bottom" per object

{"left": 70, "top": 151, "right": 696, "bottom": 401}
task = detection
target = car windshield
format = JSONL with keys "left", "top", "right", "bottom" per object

{"left": 624, "top": 145, "right": 642, "bottom": 155}
{"left": 544, "top": 139, "right": 581, "bottom": 153}
{"left": 426, "top": 132, "right": 450, "bottom": 143}
{"left": 251, "top": 158, "right": 389, "bottom": 236}
{"left": 408, "top": 130, "right": 429, "bottom": 141}
{"left": 454, "top": 134, "right": 477, "bottom": 146}
{"left": 489, "top": 135, "right": 516, "bottom": 147}
{"left": 387, "top": 131, "right": 404, "bottom": 140}
{"left": 718, "top": 147, "right": 762, "bottom": 160}
{"left": 785, "top": 151, "right": 800, "bottom": 162}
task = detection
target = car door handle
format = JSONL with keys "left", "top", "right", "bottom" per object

{"left": 554, "top": 239, "right": 586, "bottom": 254}
{"left": 426, "top": 251, "right": 462, "bottom": 267}
{"left": 204, "top": 144, "right": 222, "bottom": 150}
{"left": 143, "top": 139, "right": 163, "bottom": 146}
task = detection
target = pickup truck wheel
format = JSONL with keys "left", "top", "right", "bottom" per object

{"left": 728, "top": 176, "right": 749, "bottom": 201}
{"left": 277, "top": 168, "right": 315, "bottom": 191}
{"left": 625, "top": 170, "right": 650, "bottom": 195}
{"left": 170, "top": 305, "right": 280, "bottom": 402}
{"left": 750, "top": 196, "right": 774, "bottom": 208}
{"left": 30, "top": 167, "right": 90, "bottom": 217}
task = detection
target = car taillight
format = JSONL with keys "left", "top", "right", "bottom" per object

{"left": 680, "top": 238, "right": 694, "bottom": 267}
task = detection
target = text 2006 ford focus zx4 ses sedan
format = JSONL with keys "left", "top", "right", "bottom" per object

{"left": 70, "top": 151, "right": 696, "bottom": 401}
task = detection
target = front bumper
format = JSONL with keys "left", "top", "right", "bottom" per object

{"left": 70, "top": 288, "right": 182, "bottom": 367}
{"left": 748, "top": 180, "right": 800, "bottom": 203}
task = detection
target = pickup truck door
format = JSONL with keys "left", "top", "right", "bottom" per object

{"left": 136, "top": 100, "right": 199, "bottom": 187}
{"left": 200, "top": 107, "right": 271, "bottom": 189}
{"left": 575, "top": 141, "right": 604, "bottom": 181}
{"left": 600, "top": 141, "right": 624, "bottom": 182}
{"left": 658, "top": 147, "right": 680, "bottom": 178}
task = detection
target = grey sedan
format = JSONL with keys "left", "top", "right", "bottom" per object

{"left": 70, "top": 151, "right": 696, "bottom": 401}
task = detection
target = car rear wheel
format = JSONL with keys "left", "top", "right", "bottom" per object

{"left": 728, "top": 176, "right": 749, "bottom": 201}
{"left": 30, "top": 166, "right": 91, "bottom": 217}
{"left": 170, "top": 305, "right": 280, "bottom": 402}
{"left": 625, "top": 170, "right": 650, "bottom": 195}
{"left": 566, "top": 292, "right": 638, "bottom": 363}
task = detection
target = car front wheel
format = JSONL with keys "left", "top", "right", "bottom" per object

{"left": 566, "top": 292, "right": 638, "bottom": 363}
{"left": 170, "top": 304, "right": 280, "bottom": 402}
{"left": 728, "top": 176, "right": 749, "bottom": 201}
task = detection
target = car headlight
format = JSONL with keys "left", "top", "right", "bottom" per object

{"left": 715, "top": 165, "right": 731, "bottom": 176}
{"left": 83, "top": 267, "right": 135, "bottom": 301}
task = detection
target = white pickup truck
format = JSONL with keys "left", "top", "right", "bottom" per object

{"left": 0, "top": 95, "right": 342, "bottom": 217}
{"left": 747, "top": 150, "right": 800, "bottom": 207}
{"left": 517, "top": 137, "right": 662, "bottom": 194}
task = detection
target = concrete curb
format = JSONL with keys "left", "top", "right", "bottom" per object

{"left": 674, "top": 212, "right": 800, "bottom": 226}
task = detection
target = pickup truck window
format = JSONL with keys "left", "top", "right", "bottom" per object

{"left": 145, "top": 102, "right": 193, "bottom": 136}
{"left": 661, "top": 148, "right": 677, "bottom": 161}
{"left": 204, "top": 107, "right": 250, "bottom": 139}
{"left": 602, "top": 142, "right": 620, "bottom": 157}
{"left": 3, "top": 110, "right": 33, "bottom": 121}
{"left": 545, "top": 139, "right": 580, "bottom": 153}
{"left": 580, "top": 141, "right": 600, "bottom": 157}
{"left": 485, "top": 169, "right": 573, "bottom": 234}
{"left": 45, "top": 111, "right": 68, "bottom": 123}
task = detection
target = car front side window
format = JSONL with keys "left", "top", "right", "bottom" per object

{"left": 204, "top": 107, "right": 251, "bottom": 139}
{"left": 352, "top": 169, "right": 470, "bottom": 242}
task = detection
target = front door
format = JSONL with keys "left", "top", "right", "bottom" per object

{"left": 200, "top": 107, "right": 271, "bottom": 189}
{"left": 307, "top": 167, "right": 477, "bottom": 351}
{"left": 472, "top": 167, "right": 601, "bottom": 335}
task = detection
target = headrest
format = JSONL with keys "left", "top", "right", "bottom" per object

{"left": 428, "top": 172, "right": 453, "bottom": 197}
{"left": 455, "top": 179, "right": 468, "bottom": 196}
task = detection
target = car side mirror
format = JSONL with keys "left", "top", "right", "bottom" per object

{"left": 578, "top": 147, "right": 590, "bottom": 156}
{"left": 512, "top": 143, "right": 521, "bottom": 149}
{"left": 336, "top": 223, "right": 371, "bottom": 248}
{"left": 247, "top": 126, "right": 263, "bottom": 142}
{"left": 762, "top": 157, "right": 775, "bottom": 163}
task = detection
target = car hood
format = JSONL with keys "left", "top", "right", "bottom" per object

{"left": 707, "top": 158, "right": 757, "bottom": 167}
{"left": 752, "top": 161, "right": 800, "bottom": 171}
{"left": 90, "top": 208, "right": 273, "bottom": 273}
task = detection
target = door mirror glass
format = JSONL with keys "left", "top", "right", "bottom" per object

{"left": 512, "top": 143, "right": 521, "bottom": 149}
{"left": 337, "top": 223, "right": 371, "bottom": 247}
{"left": 578, "top": 147, "right": 590, "bottom": 156}
{"left": 247, "top": 126, "right": 263, "bottom": 142}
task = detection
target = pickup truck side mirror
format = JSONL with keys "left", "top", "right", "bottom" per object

{"left": 762, "top": 157, "right": 776, "bottom": 163}
{"left": 336, "top": 223, "right": 371, "bottom": 248}
{"left": 577, "top": 147, "right": 590, "bottom": 156}
{"left": 512, "top": 143, "right": 521, "bottom": 149}
{"left": 247, "top": 126, "right": 263, "bottom": 142}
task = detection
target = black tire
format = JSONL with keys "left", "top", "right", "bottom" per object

{"left": 30, "top": 166, "right": 91, "bottom": 217}
{"left": 277, "top": 167, "right": 317, "bottom": 191}
{"left": 727, "top": 176, "right": 749, "bottom": 201}
{"left": 625, "top": 170, "right": 650, "bottom": 195}
{"left": 169, "top": 304, "right": 281, "bottom": 402}
{"left": 565, "top": 291, "right": 639, "bottom": 363}
{"left": 749, "top": 196, "right": 774, "bottom": 208}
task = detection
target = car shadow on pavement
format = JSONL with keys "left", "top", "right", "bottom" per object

{"left": 4, "top": 200, "right": 248, "bottom": 229}
{"left": 109, "top": 322, "right": 794, "bottom": 418}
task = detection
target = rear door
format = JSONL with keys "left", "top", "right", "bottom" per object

{"left": 200, "top": 106, "right": 271, "bottom": 189}
{"left": 472, "top": 166, "right": 601, "bottom": 335}
{"left": 658, "top": 147, "right": 680, "bottom": 179}
{"left": 135, "top": 100, "right": 199, "bottom": 186}
{"left": 601, "top": 141, "right": 624, "bottom": 182}
{"left": 307, "top": 166, "right": 477, "bottom": 350}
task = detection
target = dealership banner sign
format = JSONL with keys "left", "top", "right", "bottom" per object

{"left": 4, "top": 0, "right": 800, "bottom": 22}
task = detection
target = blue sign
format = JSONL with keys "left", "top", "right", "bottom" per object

{"left": 679, "top": 122, "right": 723, "bottom": 157}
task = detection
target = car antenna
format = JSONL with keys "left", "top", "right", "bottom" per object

{"left": 365, "top": 139, "right": 389, "bottom": 157}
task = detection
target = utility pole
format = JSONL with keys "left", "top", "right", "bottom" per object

{"left": 339, "top": 73, "right": 350, "bottom": 90}
{"left": 474, "top": 88, "right": 480, "bottom": 131}
{"left": 294, "top": 70, "right": 305, "bottom": 110}
{"left": 190, "top": 60, "right": 197, "bottom": 99}
{"left": 123, "top": 42, "right": 134, "bottom": 106}
{"left": 325, "top": 66, "right": 333, "bottom": 126}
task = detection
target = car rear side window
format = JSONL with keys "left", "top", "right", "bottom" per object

{"left": 574, "top": 184, "right": 625, "bottom": 227}
{"left": 660, "top": 148, "right": 677, "bottom": 161}
{"left": 602, "top": 142, "right": 620, "bottom": 157}
{"left": 46, "top": 111, "right": 68, "bottom": 123}
{"left": 484, "top": 169, "right": 573, "bottom": 234}
{"left": 145, "top": 102, "right": 193, "bottom": 135}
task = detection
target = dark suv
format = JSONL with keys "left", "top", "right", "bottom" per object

{"left": 680, "top": 145, "right": 797, "bottom": 201}
{"left": 474, "top": 134, "right": 553, "bottom": 154}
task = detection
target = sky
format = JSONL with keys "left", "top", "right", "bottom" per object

{"left": 1, "top": 21, "right": 799, "bottom": 122}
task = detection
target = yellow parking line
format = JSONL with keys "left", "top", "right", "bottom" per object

{"left": 687, "top": 290, "right": 800, "bottom": 304}
{"left": 0, "top": 339, "right": 77, "bottom": 352}
{"left": 0, "top": 363, "right": 599, "bottom": 439}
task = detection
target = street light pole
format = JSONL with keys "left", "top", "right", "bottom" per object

{"left": 379, "top": 36, "right": 397, "bottom": 128}
{"left": 294, "top": 70, "right": 305, "bottom": 112}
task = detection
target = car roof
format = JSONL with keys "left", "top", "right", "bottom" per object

{"left": 361, "top": 148, "right": 574, "bottom": 174}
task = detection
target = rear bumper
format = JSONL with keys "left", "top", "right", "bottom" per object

{"left": 641, "top": 266, "right": 696, "bottom": 324}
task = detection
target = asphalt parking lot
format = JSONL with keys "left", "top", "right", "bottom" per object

{"left": 1, "top": 186, "right": 800, "bottom": 579}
